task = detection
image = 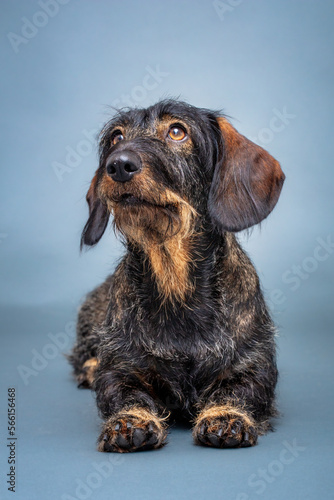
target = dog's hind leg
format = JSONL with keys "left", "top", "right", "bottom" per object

{"left": 68, "top": 275, "right": 113, "bottom": 388}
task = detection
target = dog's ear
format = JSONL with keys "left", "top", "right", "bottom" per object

{"left": 208, "top": 117, "right": 285, "bottom": 232}
{"left": 80, "top": 173, "right": 110, "bottom": 248}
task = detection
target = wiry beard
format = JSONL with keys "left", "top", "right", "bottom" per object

{"left": 112, "top": 201, "right": 183, "bottom": 245}
{"left": 111, "top": 197, "right": 198, "bottom": 305}
{"left": 98, "top": 174, "right": 198, "bottom": 304}
{"left": 99, "top": 174, "right": 197, "bottom": 247}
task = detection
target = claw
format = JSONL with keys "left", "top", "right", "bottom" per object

{"left": 208, "top": 434, "right": 220, "bottom": 447}
{"left": 148, "top": 423, "right": 154, "bottom": 434}
{"left": 115, "top": 433, "right": 130, "bottom": 449}
{"left": 145, "top": 431, "right": 159, "bottom": 447}
{"left": 240, "top": 431, "right": 252, "bottom": 447}
{"left": 231, "top": 420, "right": 242, "bottom": 435}
{"left": 103, "top": 441, "right": 114, "bottom": 452}
{"left": 243, "top": 427, "right": 258, "bottom": 446}
{"left": 199, "top": 423, "right": 206, "bottom": 435}
{"left": 133, "top": 428, "right": 146, "bottom": 448}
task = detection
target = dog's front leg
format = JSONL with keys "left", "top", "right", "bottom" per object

{"left": 94, "top": 368, "right": 168, "bottom": 453}
{"left": 192, "top": 365, "right": 277, "bottom": 449}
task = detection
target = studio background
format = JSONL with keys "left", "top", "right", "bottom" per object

{"left": 1, "top": 1, "right": 333, "bottom": 499}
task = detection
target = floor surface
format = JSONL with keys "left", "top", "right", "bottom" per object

{"left": 0, "top": 303, "right": 333, "bottom": 500}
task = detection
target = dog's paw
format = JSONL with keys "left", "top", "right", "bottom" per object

{"left": 98, "top": 408, "right": 168, "bottom": 453}
{"left": 193, "top": 405, "right": 258, "bottom": 448}
{"left": 76, "top": 358, "right": 99, "bottom": 389}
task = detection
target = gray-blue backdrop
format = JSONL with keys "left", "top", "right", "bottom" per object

{"left": 1, "top": 1, "right": 333, "bottom": 499}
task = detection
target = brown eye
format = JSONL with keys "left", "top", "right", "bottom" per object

{"left": 168, "top": 125, "right": 186, "bottom": 141}
{"left": 112, "top": 132, "right": 124, "bottom": 145}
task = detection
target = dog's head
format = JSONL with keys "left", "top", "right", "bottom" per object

{"left": 81, "top": 100, "right": 285, "bottom": 249}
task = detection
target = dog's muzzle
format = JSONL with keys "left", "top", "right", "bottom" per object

{"left": 106, "top": 150, "right": 142, "bottom": 183}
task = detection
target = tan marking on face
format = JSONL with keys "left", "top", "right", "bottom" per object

{"left": 154, "top": 115, "right": 193, "bottom": 151}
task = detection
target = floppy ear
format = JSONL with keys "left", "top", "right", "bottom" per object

{"left": 208, "top": 117, "right": 285, "bottom": 232}
{"left": 80, "top": 173, "right": 110, "bottom": 248}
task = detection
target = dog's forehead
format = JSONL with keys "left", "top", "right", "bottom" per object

{"left": 111, "top": 101, "right": 210, "bottom": 132}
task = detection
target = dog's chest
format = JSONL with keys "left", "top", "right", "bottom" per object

{"left": 150, "top": 357, "right": 201, "bottom": 416}
{"left": 137, "top": 299, "right": 232, "bottom": 362}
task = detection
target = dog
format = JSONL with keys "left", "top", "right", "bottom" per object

{"left": 69, "top": 99, "right": 285, "bottom": 452}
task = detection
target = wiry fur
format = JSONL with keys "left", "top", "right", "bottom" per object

{"left": 69, "top": 99, "right": 285, "bottom": 452}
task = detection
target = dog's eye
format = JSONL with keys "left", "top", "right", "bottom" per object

{"left": 112, "top": 131, "right": 124, "bottom": 145}
{"left": 168, "top": 125, "right": 187, "bottom": 142}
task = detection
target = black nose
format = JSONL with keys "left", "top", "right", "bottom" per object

{"left": 106, "top": 151, "right": 142, "bottom": 182}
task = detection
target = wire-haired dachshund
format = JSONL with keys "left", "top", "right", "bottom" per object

{"left": 69, "top": 99, "right": 285, "bottom": 452}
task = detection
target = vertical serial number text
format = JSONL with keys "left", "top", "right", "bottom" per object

{"left": 7, "top": 387, "right": 17, "bottom": 493}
